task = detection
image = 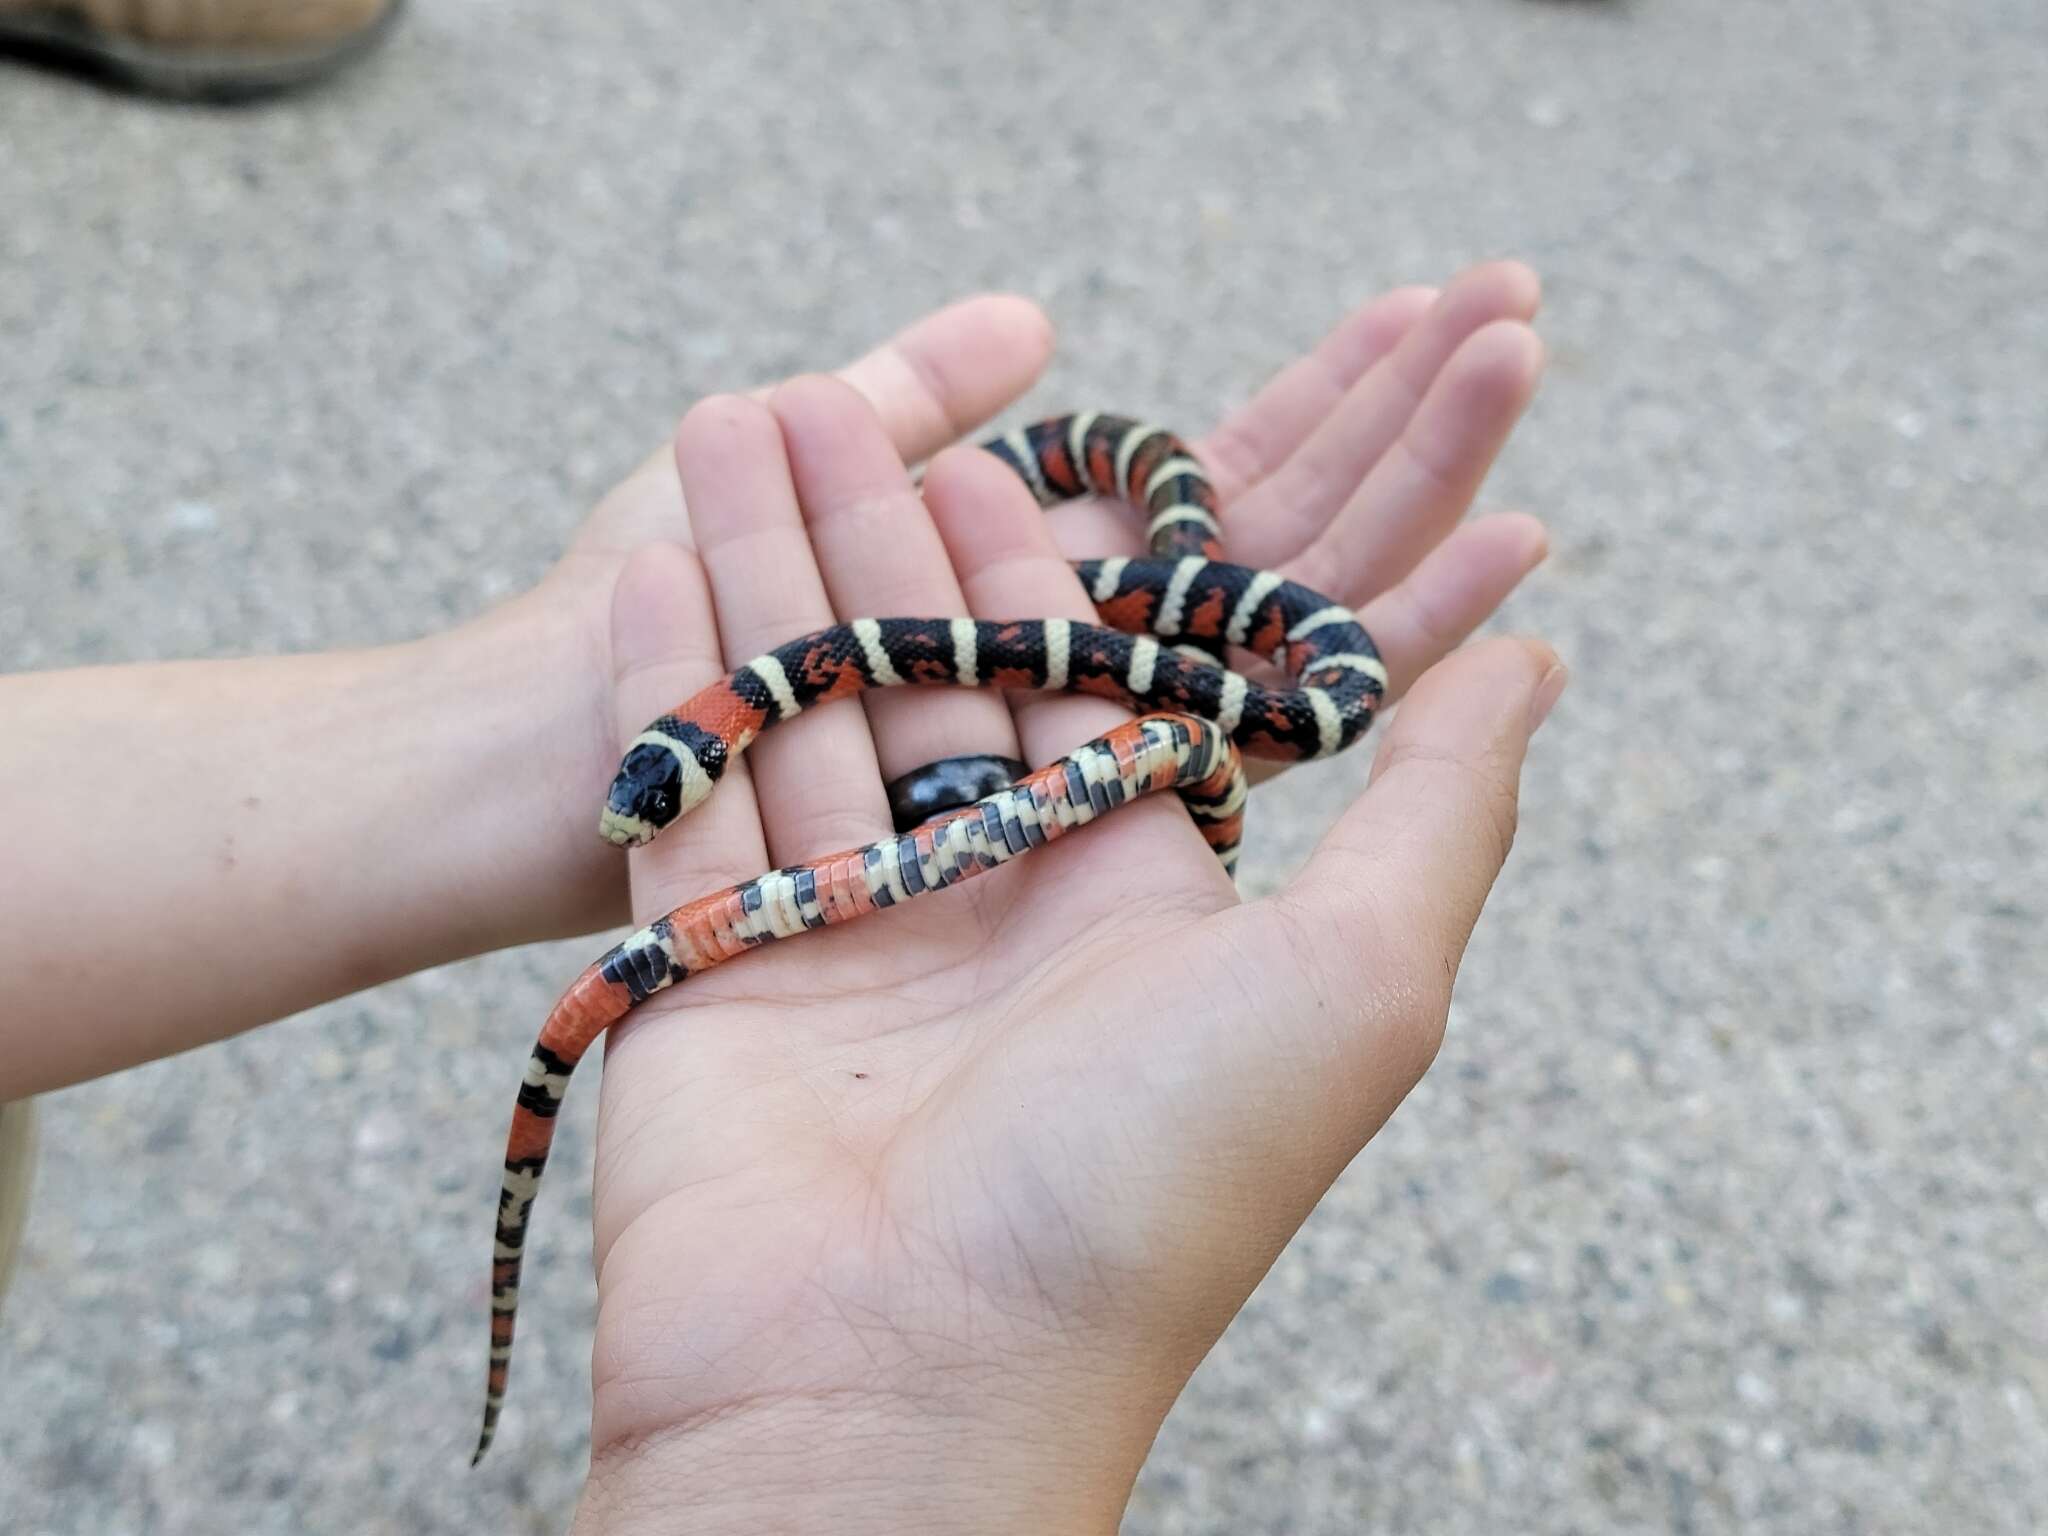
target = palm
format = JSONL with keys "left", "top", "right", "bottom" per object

{"left": 589, "top": 793, "right": 1232, "bottom": 1430}
{"left": 546, "top": 268, "right": 1551, "bottom": 1478}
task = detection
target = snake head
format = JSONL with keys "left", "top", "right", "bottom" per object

{"left": 599, "top": 738, "right": 688, "bottom": 848}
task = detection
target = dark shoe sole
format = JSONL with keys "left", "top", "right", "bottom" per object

{"left": 0, "top": 0, "right": 402, "bottom": 99}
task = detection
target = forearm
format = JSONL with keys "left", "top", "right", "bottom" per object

{"left": 0, "top": 596, "right": 623, "bottom": 1096}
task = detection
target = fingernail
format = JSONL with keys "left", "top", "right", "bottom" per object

{"left": 1529, "top": 663, "right": 1569, "bottom": 734}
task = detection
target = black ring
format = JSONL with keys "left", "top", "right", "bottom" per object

{"left": 885, "top": 753, "right": 1032, "bottom": 833}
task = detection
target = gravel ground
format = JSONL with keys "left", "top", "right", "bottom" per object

{"left": 2, "top": 1, "right": 2043, "bottom": 1531}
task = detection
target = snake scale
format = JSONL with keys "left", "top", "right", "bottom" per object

{"left": 471, "top": 412, "right": 1388, "bottom": 1462}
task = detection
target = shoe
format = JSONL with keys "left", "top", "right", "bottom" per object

{"left": 0, "top": 0, "right": 402, "bottom": 98}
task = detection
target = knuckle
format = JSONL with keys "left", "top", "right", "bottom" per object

{"left": 774, "top": 370, "right": 863, "bottom": 414}
{"left": 678, "top": 391, "right": 777, "bottom": 445}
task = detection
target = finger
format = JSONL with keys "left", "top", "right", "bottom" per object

{"left": 1281, "top": 319, "right": 1545, "bottom": 604}
{"left": 1356, "top": 512, "right": 1550, "bottom": 701}
{"left": 578, "top": 295, "right": 1055, "bottom": 558}
{"left": 1055, "top": 637, "right": 1563, "bottom": 1229}
{"left": 1234, "top": 508, "right": 1547, "bottom": 791}
{"left": 921, "top": 444, "right": 1133, "bottom": 770}
{"left": 609, "top": 542, "right": 772, "bottom": 926}
{"left": 755, "top": 293, "right": 1056, "bottom": 465}
{"left": 1222, "top": 261, "right": 1542, "bottom": 574}
{"left": 675, "top": 394, "right": 890, "bottom": 865}
{"left": 566, "top": 439, "right": 693, "bottom": 560}
{"left": 1258, "top": 636, "right": 1565, "bottom": 1103}
{"left": 1038, "top": 288, "right": 1436, "bottom": 564}
{"left": 1196, "top": 285, "right": 1439, "bottom": 506}
{"left": 770, "top": 373, "right": 1021, "bottom": 783}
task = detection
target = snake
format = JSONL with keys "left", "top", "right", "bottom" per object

{"left": 470, "top": 413, "right": 1388, "bottom": 1463}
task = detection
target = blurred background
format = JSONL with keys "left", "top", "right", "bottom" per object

{"left": 2, "top": 1, "right": 2042, "bottom": 1531}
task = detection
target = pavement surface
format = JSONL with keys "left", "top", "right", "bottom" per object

{"left": 2, "top": 1, "right": 2043, "bottom": 1531}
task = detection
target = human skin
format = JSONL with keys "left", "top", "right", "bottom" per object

{"left": 558, "top": 277, "right": 1560, "bottom": 1532}
{"left": 0, "top": 269, "right": 1549, "bottom": 1118}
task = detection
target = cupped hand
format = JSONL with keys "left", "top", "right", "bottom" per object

{"left": 476, "top": 292, "right": 1062, "bottom": 946}
{"left": 560, "top": 267, "right": 1561, "bottom": 1535}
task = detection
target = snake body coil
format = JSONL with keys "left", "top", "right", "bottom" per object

{"left": 471, "top": 413, "right": 1386, "bottom": 1463}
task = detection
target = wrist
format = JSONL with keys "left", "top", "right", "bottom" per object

{"left": 571, "top": 1389, "right": 1133, "bottom": 1536}
{"left": 412, "top": 580, "right": 629, "bottom": 951}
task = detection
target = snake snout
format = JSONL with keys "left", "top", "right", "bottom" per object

{"left": 597, "top": 806, "right": 653, "bottom": 847}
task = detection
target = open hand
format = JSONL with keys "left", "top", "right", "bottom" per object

{"left": 555, "top": 267, "right": 1562, "bottom": 1533}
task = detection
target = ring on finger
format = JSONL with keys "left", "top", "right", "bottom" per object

{"left": 885, "top": 753, "right": 1033, "bottom": 833}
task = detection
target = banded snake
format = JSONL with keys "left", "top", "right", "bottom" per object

{"left": 471, "top": 412, "right": 1388, "bottom": 1462}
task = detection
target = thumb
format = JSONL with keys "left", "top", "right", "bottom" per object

{"left": 1260, "top": 635, "right": 1565, "bottom": 1098}
{"left": 984, "top": 635, "right": 1564, "bottom": 1275}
